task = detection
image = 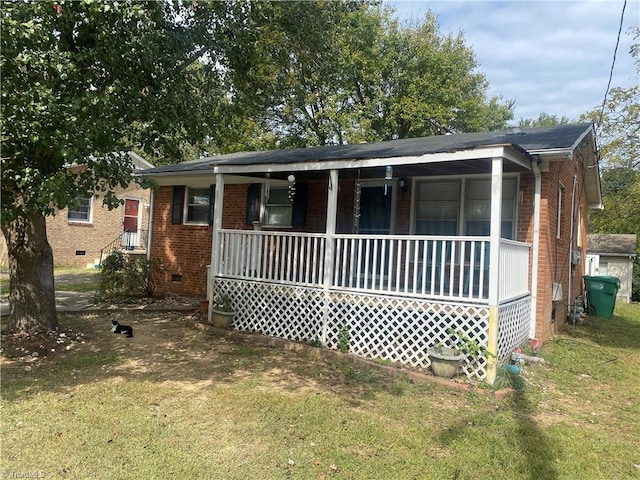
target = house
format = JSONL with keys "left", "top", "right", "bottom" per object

{"left": 0, "top": 152, "right": 154, "bottom": 269}
{"left": 140, "top": 123, "right": 602, "bottom": 383}
{"left": 586, "top": 234, "right": 637, "bottom": 304}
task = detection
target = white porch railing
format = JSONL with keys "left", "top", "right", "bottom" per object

{"left": 218, "top": 230, "right": 327, "bottom": 286}
{"left": 498, "top": 239, "right": 531, "bottom": 301}
{"left": 216, "top": 230, "right": 530, "bottom": 303}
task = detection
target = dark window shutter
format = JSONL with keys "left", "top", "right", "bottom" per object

{"left": 208, "top": 184, "right": 216, "bottom": 226}
{"left": 171, "top": 186, "right": 185, "bottom": 224}
{"left": 292, "top": 182, "right": 308, "bottom": 227}
{"left": 246, "top": 183, "right": 260, "bottom": 224}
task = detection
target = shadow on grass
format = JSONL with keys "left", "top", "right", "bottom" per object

{"left": 511, "top": 391, "right": 559, "bottom": 480}
{"left": 565, "top": 312, "right": 640, "bottom": 351}
{"left": 437, "top": 389, "right": 559, "bottom": 480}
{"left": 0, "top": 311, "right": 414, "bottom": 407}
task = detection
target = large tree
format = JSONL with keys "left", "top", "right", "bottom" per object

{"left": 581, "top": 26, "right": 639, "bottom": 300}
{"left": 227, "top": 3, "right": 513, "bottom": 148}
{"left": 2, "top": 0, "right": 516, "bottom": 335}
{"left": 581, "top": 26, "right": 639, "bottom": 234}
{"left": 1, "top": 0, "right": 238, "bottom": 334}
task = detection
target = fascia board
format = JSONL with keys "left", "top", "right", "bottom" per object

{"left": 212, "top": 145, "right": 530, "bottom": 175}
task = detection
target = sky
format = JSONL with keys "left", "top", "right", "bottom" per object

{"left": 388, "top": 0, "right": 639, "bottom": 123}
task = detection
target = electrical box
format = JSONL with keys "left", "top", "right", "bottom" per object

{"left": 571, "top": 250, "right": 581, "bottom": 266}
{"left": 552, "top": 282, "right": 563, "bottom": 301}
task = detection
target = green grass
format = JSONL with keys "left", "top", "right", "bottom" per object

{"left": 2, "top": 304, "right": 639, "bottom": 479}
{"left": 1, "top": 267, "right": 99, "bottom": 293}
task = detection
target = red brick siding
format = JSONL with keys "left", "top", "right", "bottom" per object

{"left": 517, "top": 156, "right": 589, "bottom": 340}
{"left": 151, "top": 186, "right": 213, "bottom": 297}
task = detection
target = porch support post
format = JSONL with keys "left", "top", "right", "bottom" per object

{"left": 488, "top": 156, "right": 503, "bottom": 305}
{"left": 486, "top": 157, "right": 503, "bottom": 383}
{"left": 322, "top": 169, "right": 339, "bottom": 344}
{"left": 208, "top": 172, "right": 225, "bottom": 322}
{"left": 487, "top": 306, "right": 499, "bottom": 384}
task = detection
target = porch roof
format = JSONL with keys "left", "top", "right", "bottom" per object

{"left": 141, "top": 123, "right": 593, "bottom": 175}
{"left": 140, "top": 123, "right": 601, "bottom": 207}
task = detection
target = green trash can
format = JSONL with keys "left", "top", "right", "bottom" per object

{"left": 583, "top": 275, "right": 621, "bottom": 319}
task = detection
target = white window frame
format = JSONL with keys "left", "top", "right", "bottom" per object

{"left": 262, "top": 185, "right": 294, "bottom": 227}
{"left": 410, "top": 173, "right": 519, "bottom": 239}
{"left": 556, "top": 183, "right": 565, "bottom": 239}
{"left": 67, "top": 194, "right": 93, "bottom": 223}
{"left": 184, "top": 186, "right": 211, "bottom": 225}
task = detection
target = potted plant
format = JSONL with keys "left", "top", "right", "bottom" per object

{"left": 210, "top": 293, "right": 235, "bottom": 329}
{"left": 427, "top": 328, "right": 491, "bottom": 378}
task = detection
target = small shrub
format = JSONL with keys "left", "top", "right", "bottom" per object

{"left": 442, "top": 327, "right": 493, "bottom": 359}
{"left": 373, "top": 358, "right": 392, "bottom": 367}
{"left": 308, "top": 337, "right": 323, "bottom": 348}
{"left": 338, "top": 326, "right": 350, "bottom": 353}
{"left": 212, "top": 293, "right": 234, "bottom": 312}
{"left": 96, "top": 251, "right": 163, "bottom": 301}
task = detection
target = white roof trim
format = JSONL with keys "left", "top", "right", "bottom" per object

{"left": 212, "top": 145, "right": 531, "bottom": 175}
{"left": 128, "top": 151, "right": 154, "bottom": 170}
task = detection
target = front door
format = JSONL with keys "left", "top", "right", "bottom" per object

{"left": 358, "top": 184, "right": 393, "bottom": 235}
{"left": 122, "top": 199, "right": 140, "bottom": 249}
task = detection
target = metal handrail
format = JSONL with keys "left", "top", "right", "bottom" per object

{"left": 99, "top": 229, "right": 148, "bottom": 266}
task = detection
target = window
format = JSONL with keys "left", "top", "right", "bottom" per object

{"left": 246, "top": 183, "right": 307, "bottom": 228}
{"left": 263, "top": 187, "right": 293, "bottom": 226}
{"left": 556, "top": 183, "right": 565, "bottom": 239}
{"left": 68, "top": 194, "right": 92, "bottom": 222}
{"left": 465, "top": 177, "right": 517, "bottom": 238}
{"left": 415, "top": 180, "right": 460, "bottom": 235}
{"left": 186, "top": 187, "right": 211, "bottom": 224}
{"left": 414, "top": 176, "right": 517, "bottom": 238}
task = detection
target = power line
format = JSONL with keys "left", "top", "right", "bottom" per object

{"left": 597, "top": 0, "right": 627, "bottom": 130}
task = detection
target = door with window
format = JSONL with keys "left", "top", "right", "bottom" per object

{"left": 122, "top": 199, "right": 140, "bottom": 249}
{"left": 354, "top": 184, "right": 395, "bottom": 287}
{"left": 358, "top": 184, "right": 393, "bottom": 235}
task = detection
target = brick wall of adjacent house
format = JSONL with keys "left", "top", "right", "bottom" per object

{"left": 0, "top": 183, "right": 151, "bottom": 268}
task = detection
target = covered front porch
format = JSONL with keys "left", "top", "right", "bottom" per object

{"left": 207, "top": 145, "right": 536, "bottom": 382}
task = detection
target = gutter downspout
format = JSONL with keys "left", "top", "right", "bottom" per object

{"left": 530, "top": 162, "right": 542, "bottom": 338}
{"left": 568, "top": 172, "right": 578, "bottom": 317}
{"left": 146, "top": 190, "right": 154, "bottom": 260}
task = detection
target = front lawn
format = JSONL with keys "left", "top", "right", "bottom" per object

{"left": 1, "top": 267, "right": 100, "bottom": 293}
{"left": 1, "top": 304, "right": 639, "bottom": 479}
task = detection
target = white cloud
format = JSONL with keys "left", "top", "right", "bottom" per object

{"left": 389, "top": 0, "right": 639, "bottom": 122}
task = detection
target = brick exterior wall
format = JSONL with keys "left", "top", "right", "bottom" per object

{"left": 518, "top": 154, "right": 588, "bottom": 340}
{"left": 0, "top": 183, "right": 151, "bottom": 268}
{"left": 151, "top": 186, "right": 215, "bottom": 297}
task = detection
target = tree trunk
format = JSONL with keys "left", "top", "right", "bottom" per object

{"left": 1, "top": 211, "right": 58, "bottom": 334}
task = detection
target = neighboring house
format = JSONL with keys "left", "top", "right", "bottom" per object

{"left": 586, "top": 234, "right": 637, "bottom": 304}
{"left": 0, "top": 152, "right": 153, "bottom": 268}
{"left": 140, "top": 123, "right": 602, "bottom": 383}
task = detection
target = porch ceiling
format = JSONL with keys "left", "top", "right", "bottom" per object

{"left": 228, "top": 157, "right": 530, "bottom": 183}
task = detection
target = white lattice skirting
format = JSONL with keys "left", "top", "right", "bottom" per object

{"left": 213, "top": 279, "right": 511, "bottom": 380}
{"left": 496, "top": 297, "right": 532, "bottom": 364}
